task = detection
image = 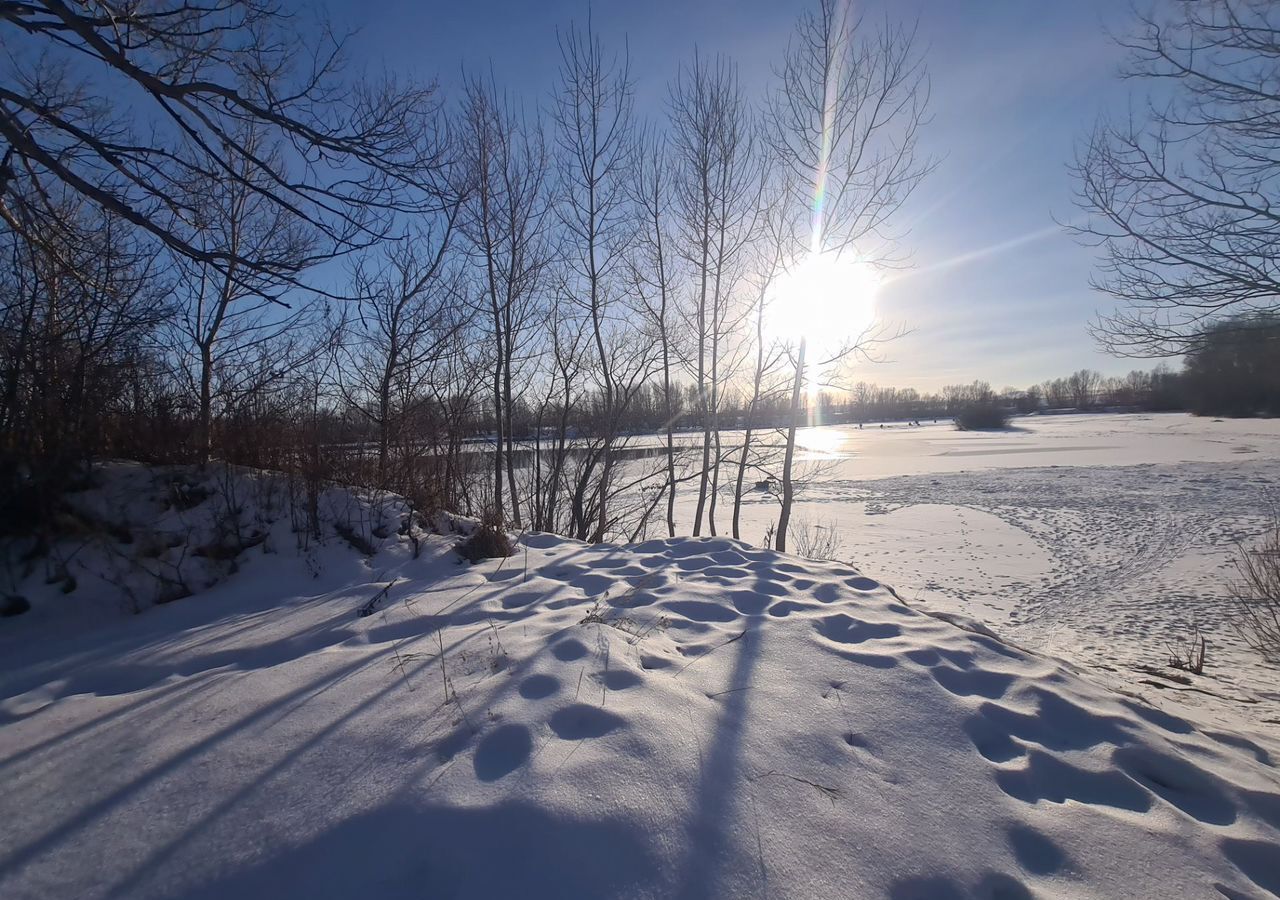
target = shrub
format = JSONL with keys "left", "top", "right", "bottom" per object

{"left": 457, "top": 510, "right": 514, "bottom": 563}
{"left": 1166, "top": 626, "right": 1206, "bottom": 674}
{"left": 954, "top": 403, "right": 1009, "bottom": 430}
{"left": 1232, "top": 521, "right": 1280, "bottom": 663}
{"left": 333, "top": 521, "right": 377, "bottom": 556}
{"left": 790, "top": 517, "right": 843, "bottom": 562}
{"left": 1183, "top": 313, "right": 1280, "bottom": 417}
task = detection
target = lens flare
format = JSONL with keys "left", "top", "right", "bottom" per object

{"left": 768, "top": 252, "right": 880, "bottom": 358}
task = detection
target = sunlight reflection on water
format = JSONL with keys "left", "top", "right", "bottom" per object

{"left": 795, "top": 427, "right": 848, "bottom": 458}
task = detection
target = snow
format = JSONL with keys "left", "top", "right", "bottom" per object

{"left": 4, "top": 480, "right": 1280, "bottom": 897}
{"left": 700, "top": 412, "right": 1280, "bottom": 738}
{"left": 0, "top": 461, "right": 417, "bottom": 631}
{"left": 787, "top": 411, "right": 1280, "bottom": 478}
{"left": 3, "top": 414, "right": 1280, "bottom": 898}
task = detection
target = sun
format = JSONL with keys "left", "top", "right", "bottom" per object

{"left": 768, "top": 252, "right": 880, "bottom": 357}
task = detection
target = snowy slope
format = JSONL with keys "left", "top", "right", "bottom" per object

{"left": 2, "top": 527, "right": 1279, "bottom": 899}
{"left": 0, "top": 460, "right": 421, "bottom": 629}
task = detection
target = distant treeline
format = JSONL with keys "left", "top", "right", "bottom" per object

{"left": 807, "top": 313, "right": 1278, "bottom": 424}
{"left": 620, "top": 311, "right": 1279, "bottom": 430}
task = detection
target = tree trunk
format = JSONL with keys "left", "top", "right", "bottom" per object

{"left": 492, "top": 356, "right": 503, "bottom": 519}
{"left": 692, "top": 208, "right": 711, "bottom": 536}
{"left": 502, "top": 325, "right": 522, "bottom": 528}
{"left": 776, "top": 337, "right": 806, "bottom": 553}
{"left": 707, "top": 295, "right": 721, "bottom": 536}
{"left": 733, "top": 287, "right": 767, "bottom": 540}
{"left": 663, "top": 325, "right": 676, "bottom": 538}
{"left": 198, "top": 341, "right": 214, "bottom": 467}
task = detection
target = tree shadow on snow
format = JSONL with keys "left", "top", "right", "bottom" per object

{"left": 673, "top": 613, "right": 765, "bottom": 899}
{"left": 180, "top": 801, "right": 659, "bottom": 900}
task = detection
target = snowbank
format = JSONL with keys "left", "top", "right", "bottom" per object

{"left": 0, "top": 461, "right": 427, "bottom": 629}
{"left": 2, "top": 520, "right": 1278, "bottom": 898}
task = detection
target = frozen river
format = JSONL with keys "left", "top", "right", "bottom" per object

{"left": 668, "top": 412, "right": 1280, "bottom": 739}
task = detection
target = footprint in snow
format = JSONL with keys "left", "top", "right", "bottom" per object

{"left": 473, "top": 723, "right": 532, "bottom": 781}
{"left": 640, "top": 653, "right": 674, "bottom": 670}
{"left": 549, "top": 703, "right": 626, "bottom": 740}
{"left": 662, "top": 599, "right": 739, "bottom": 623}
{"left": 551, "top": 638, "right": 588, "bottom": 661}
{"left": 814, "top": 613, "right": 900, "bottom": 645}
{"left": 930, "top": 664, "right": 1015, "bottom": 700}
{"left": 518, "top": 674, "right": 560, "bottom": 699}
{"left": 594, "top": 669, "right": 642, "bottom": 690}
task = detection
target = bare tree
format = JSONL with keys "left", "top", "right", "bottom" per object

{"left": 765, "top": 0, "right": 931, "bottom": 551}
{"left": 670, "top": 52, "right": 760, "bottom": 536}
{"left": 0, "top": 197, "right": 168, "bottom": 516}
{"left": 338, "top": 209, "right": 466, "bottom": 491}
{"left": 169, "top": 127, "right": 319, "bottom": 465}
{"left": 705, "top": 72, "right": 764, "bottom": 538}
{"left": 1233, "top": 517, "right": 1280, "bottom": 663}
{"left": 1066, "top": 369, "right": 1103, "bottom": 410}
{"left": 417, "top": 332, "right": 488, "bottom": 516}
{"left": 628, "top": 127, "right": 681, "bottom": 536}
{"left": 529, "top": 298, "right": 587, "bottom": 534}
{"left": 0, "top": 1, "right": 447, "bottom": 287}
{"left": 1073, "top": 0, "right": 1280, "bottom": 355}
{"left": 552, "top": 19, "right": 640, "bottom": 542}
{"left": 731, "top": 197, "right": 792, "bottom": 540}
{"left": 458, "top": 75, "right": 553, "bottom": 526}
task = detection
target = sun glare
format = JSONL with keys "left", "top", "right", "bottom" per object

{"left": 768, "top": 252, "right": 880, "bottom": 357}
{"left": 794, "top": 426, "right": 846, "bottom": 457}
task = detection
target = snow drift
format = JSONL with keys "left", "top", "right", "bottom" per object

{"left": 1, "top": 479, "right": 1279, "bottom": 898}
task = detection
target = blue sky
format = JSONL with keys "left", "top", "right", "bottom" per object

{"left": 334, "top": 0, "right": 1140, "bottom": 392}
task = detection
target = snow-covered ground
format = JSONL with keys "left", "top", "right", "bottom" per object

{"left": 3, "top": 522, "right": 1280, "bottom": 899}
{"left": 3, "top": 414, "right": 1280, "bottom": 898}
{"left": 707, "top": 413, "right": 1280, "bottom": 739}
